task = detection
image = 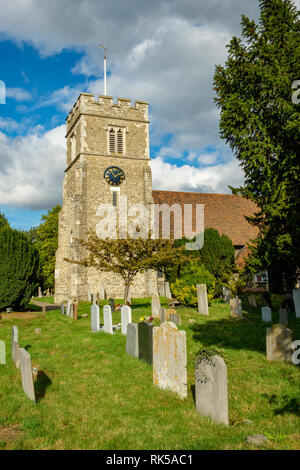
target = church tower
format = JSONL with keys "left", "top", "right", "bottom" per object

{"left": 54, "top": 93, "right": 155, "bottom": 303}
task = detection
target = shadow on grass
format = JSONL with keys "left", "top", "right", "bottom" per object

{"left": 34, "top": 370, "right": 52, "bottom": 402}
{"left": 265, "top": 394, "right": 300, "bottom": 417}
{"left": 189, "top": 315, "right": 266, "bottom": 354}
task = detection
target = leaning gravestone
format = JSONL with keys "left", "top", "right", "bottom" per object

{"left": 266, "top": 324, "right": 293, "bottom": 362}
{"left": 169, "top": 313, "right": 182, "bottom": 326}
{"left": 164, "top": 282, "right": 172, "bottom": 299}
{"left": 222, "top": 286, "right": 231, "bottom": 304}
{"left": 126, "top": 323, "right": 139, "bottom": 358}
{"left": 197, "top": 284, "right": 209, "bottom": 316}
{"left": 91, "top": 304, "right": 100, "bottom": 332}
{"left": 262, "top": 307, "right": 272, "bottom": 323}
{"left": 248, "top": 295, "right": 257, "bottom": 308}
{"left": 0, "top": 341, "right": 5, "bottom": 364}
{"left": 292, "top": 288, "right": 300, "bottom": 318}
{"left": 19, "top": 348, "right": 35, "bottom": 402}
{"left": 11, "top": 326, "right": 20, "bottom": 368}
{"left": 138, "top": 322, "right": 153, "bottom": 365}
{"left": 103, "top": 305, "right": 113, "bottom": 334}
{"left": 151, "top": 293, "right": 161, "bottom": 318}
{"left": 195, "top": 354, "right": 229, "bottom": 426}
{"left": 279, "top": 308, "right": 288, "bottom": 325}
{"left": 160, "top": 307, "right": 167, "bottom": 324}
{"left": 230, "top": 298, "right": 243, "bottom": 318}
{"left": 153, "top": 322, "right": 187, "bottom": 399}
{"left": 121, "top": 305, "right": 132, "bottom": 335}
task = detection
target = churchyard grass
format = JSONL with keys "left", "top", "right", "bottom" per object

{"left": 0, "top": 297, "right": 299, "bottom": 450}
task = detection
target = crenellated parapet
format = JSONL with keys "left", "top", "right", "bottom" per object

{"left": 66, "top": 93, "right": 149, "bottom": 134}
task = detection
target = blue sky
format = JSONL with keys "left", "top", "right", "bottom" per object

{"left": 2, "top": 0, "right": 295, "bottom": 230}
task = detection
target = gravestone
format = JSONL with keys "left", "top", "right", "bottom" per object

{"left": 19, "top": 348, "right": 35, "bottom": 402}
{"left": 138, "top": 322, "right": 153, "bottom": 365}
{"left": 292, "top": 288, "right": 300, "bottom": 318}
{"left": 158, "top": 282, "right": 165, "bottom": 297}
{"left": 100, "top": 283, "right": 105, "bottom": 300}
{"left": 153, "top": 322, "right": 187, "bottom": 399}
{"left": 160, "top": 307, "right": 167, "bottom": 323}
{"left": 60, "top": 304, "right": 65, "bottom": 315}
{"left": 266, "top": 324, "right": 293, "bottom": 361}
{"left": 169, "top": 313, "right": 181, "bottom": 326}
{"left": 121, "top": 305, "right": 132, "bottom": 335}
{"left": 87, "top": 285, "right": 91, "bottom": 302}
{"left": 279, "top": 308, "right": 288, "bottom": 325}
{"left": 248, "top": 295, "right": 257, "bottom": 308}
{"left": 103, "top": 305, "right": 113, "bottom": 334}
{"left": 73, "top": 303, "right": 78, "bottom": 320}
{"left": 92, "top": 293, "right": 96, "bottom": 305}
{"left": 91, "top": 304, "right": 100, "bottom": 332}
{"left": 222, "top": 286, "right": 231, "bottom": 304}
{"left": 126, "top": 323, "right": 139, "bottom": 358}
{"left": 230, "top": 298, "right": 243, "bottom": 318}
{"left": 164, "top": 282, "right": 172, "bottom": 299}
{"left": 109, "top": 298, "right": 115, "bottom": 311}
{"left": 151, "top": 293, "right": 161, "bottom": 318}
{"left": 0, "top": 341, "right": 5, "bottom": 364}
{"left": 195, "top": 355, "right": 229, "bottom": 426}
{"left": 11, "top": 326, "right": 20, "bottom": 367}
{"left": 262, "top": 307, "right": 272, "bottom": 323}
{"left": 66, "top": 301, "right": 71, "bottom": 317}
{"left": 196, "top": 284, "right": 209, "bottom": 316}
{"left": 38, "top": 286, "right": 42, "bottom": 298}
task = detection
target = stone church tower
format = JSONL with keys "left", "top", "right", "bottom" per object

{"left": 54, "top": 93, "right": 156, "bottom": 303}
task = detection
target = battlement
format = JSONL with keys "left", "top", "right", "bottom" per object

{"left": 66, "top": 93, "right": 149, "bottom": 133}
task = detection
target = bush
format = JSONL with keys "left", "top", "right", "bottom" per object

{"left": 0, "top": 227, "right": 40, "bottom": 311}
{"left": 171, "top": 262, "right": 215, "bottom": 307}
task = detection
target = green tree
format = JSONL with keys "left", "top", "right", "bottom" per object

{"left": 0, "top": 211, "right": 10, "bottom": 229}
{"left": 66, "top": 234, "right": 185, "bottom": 304}
{"left": 171, "top": 262, "right": 216, "bottom": 307}
{"left": 35, "top": 205, "right": 61, "bottom": 291}
{"left": 214, "top": 0, "right": 300, "bottom": 293}
{"left": 0, "top": 227, "right": 40, "bottom": 311}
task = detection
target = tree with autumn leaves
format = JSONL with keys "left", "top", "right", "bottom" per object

{"left": 214, "top": 0, "right": 300, "bottom": 293}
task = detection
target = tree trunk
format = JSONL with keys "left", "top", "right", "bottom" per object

{"left": 124, "top": 281, "right": 131, "bottom": 305}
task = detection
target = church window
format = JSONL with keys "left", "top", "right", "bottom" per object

{"left": 112, "top": 192, "right": 117, "bottom": 207}
{"left": 109, "top": 128, "right": 115, "bottom": 153}
{"left": 117, "top": 129, "right": 123, "bottom": 154}
{"left": 108, "top": 127, "right": 125, "bottom": 155}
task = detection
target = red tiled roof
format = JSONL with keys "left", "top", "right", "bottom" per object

{"left": 152, "top": 190, "right": 258, "bottom": 247}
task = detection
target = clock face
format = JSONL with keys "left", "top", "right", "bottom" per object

{"left": 103, "top": 166, "right": 125, "bottom": 186}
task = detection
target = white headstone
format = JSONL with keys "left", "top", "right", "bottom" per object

{"left": 153, "top": 322, "right": 187, "bottom": 399}
{"left": 103, "top": 305, "right": 113, "bottom": 334}
{"left": 126, "top": 323, "right": 139, "bottom": 358}
{"left": 292, "top": 288, "right": 300, "bottom": 318}
{"left": 11, "top": 326, "right": 20, "bottom": 368}
{"left": 151, "top": 293, "right": 161, "bottom": 318}
{"left": 19, "top": 348, "right": 35, "bottom": 402}
{"left": 262, "top": 307, "right": 272, "bottom": 323}
{"left": 91, "top": 304, "right": 100, "bottom": 332}
{"left": 121, "top": 305, "right": 132, "bottom": 335}
{"left": 197, "top": 284, "right": 209, "bottom": 316}
{"left": 0, "top": 340, "right": 5, "bottom": 364}
{"left": 66, "top": 301, "right": 71, "bottom": 317}
{"left": 60, "top": 303, "right": 65, "bottom": 315}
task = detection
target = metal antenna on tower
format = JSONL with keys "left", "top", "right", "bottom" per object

{"left": 99, "top": 44, "right": 109, "bottom": 95}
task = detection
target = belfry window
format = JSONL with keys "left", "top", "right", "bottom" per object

{"left": 108, "top": 127, "right": 125, "bottom": 155}
{"left": 117, "top": 129, "right": 123, "bottom": 154}
{"left": 109, "top": 128, "right": 115, "bottom": 153}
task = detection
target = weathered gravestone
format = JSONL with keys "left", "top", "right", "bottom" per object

{"left": 91, "top": 304, "right": 100, "bottom": 332}
{"left": 0, "top": 341, "right": 5, "bottom": 364}
{"left": 197, "top": 284, "right": 209, "bottom": 316}
{"left": 230, "top": 298, "right": 243, "bottom": 318}
{"left": 153, "top": 322, "right": 187, "bottom": 399}
{"left": 169, "top": 313, "right": 182, "bottom": 326}
{"left": 38, "top": 286, "right": 42, "bottom": 298}
{"left": 151, "top": 293, "right": 161, "bottom": 318}
{"left": 103, "top": 305, "right": 113, "bottom": 334}
{"left": 266, "top": 324, "right": 293, "bottom": 362}
{"left": 195, "top": 354, "right": 229, "bottom": 426}
{"left": 292, "top": 288, "right": 300, "bottom": 318}
{"left": 121, "top": 305, "right": 132, "bottom": 335}
{"left": 164, "top": 282, "right": 172, "bottom": 299}
{"left": 138, "top": 322, "right": 153, "bottom": 365}
{"left": 66, "top": 301, "right": 72, "bottom": 317}
{"left": 279, "top": 308, "right": 288, "bottom": 325}
{"left": 262, "top": 307, "right": 272, "bottom": 323}
{"left": 248, "top": 295, "right": 257, "bottom": 308}
{"left": 160, "top": 307, "right": 167, "bottom": 324}
{"left": 19, "top": 348, "right": 35, "bottom": 402}
{"left": 222, "top": 286, "right": 231, "bottom": 304}
{"left": 126, "top": 323, "right": 139, "bottom": 358}
{"left": 60, "top": 304, "right": 65, "bottom": 315}
{"left": 11, "top": 326, "right": 20, "bottom": 368}
{"left": 109, "top": 298, "right": 115, "bottom": 311}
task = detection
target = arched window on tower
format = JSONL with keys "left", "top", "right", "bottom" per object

{"left": 109, "top": 128, "right": 115, "bottom": 153}
{"left": 117, "top": 129, "right": 123, "bottom": 154}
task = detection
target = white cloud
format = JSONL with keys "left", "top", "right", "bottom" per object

{"left": 0, "top": 125, "right": 65, "bottom": 209}
{"left": 6, "top": 87, "right": 31, "bottom": 101}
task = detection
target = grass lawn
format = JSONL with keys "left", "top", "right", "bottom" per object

{"left": 0, "top": 297, "right": 299, "bottom": 450}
